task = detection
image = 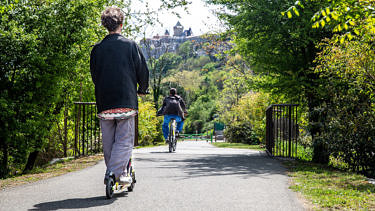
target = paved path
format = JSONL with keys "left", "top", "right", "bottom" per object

{"left": 0, "top": 141, "right": 304, "bottom": 211}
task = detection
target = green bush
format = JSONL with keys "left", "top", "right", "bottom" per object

{"left": 138, "top": 99, "right": 160, "bottom": 146}
{"left": 221, "top": 92, "right": 271, "bottom": 144}
{"left": 224, "top": 122, "right": 259, "bottom": 145}
{"left": 315, "top": 37, "right": 375, "bottom": 176}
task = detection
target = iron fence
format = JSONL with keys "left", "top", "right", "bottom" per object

{"left": 266, "top": 104, "right": 299, "bottom": 158}
{"left": 74, "top": 102, "right": 101, "bottom": 157}
{"left": 73, "top": 102, "right": 139, "bottom": 157}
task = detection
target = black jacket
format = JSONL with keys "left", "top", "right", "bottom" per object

{"left": 90, "top": 34, "right": 149, "bottom": 113}
{"left": 157, "top": 95, "right": 187, "bottom": 119}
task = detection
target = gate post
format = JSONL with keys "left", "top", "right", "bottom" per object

{"left": 288, "top": 105, "right": 292, "bottom": 157}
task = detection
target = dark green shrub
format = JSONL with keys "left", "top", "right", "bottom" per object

{"left": 315, "top": 38, "right": 375, "bottom": 177}
{"left": 224, "top": 122, "right": 259, "bottom": 145}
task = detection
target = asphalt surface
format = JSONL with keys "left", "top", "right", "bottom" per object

{"left": 0, "top": 141, "right": 305, "bottom": 211}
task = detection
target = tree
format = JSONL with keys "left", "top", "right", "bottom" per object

{"left": 314, "top": 36, "right": 375, "bottom": 176}
{"left": 178, "top": 41, "right": 195, "bottom": 60}
{"left": 288, "top": 0, "right": 375, "bottom": 42}
{"left": 208, "top": 0, "right": 333, "bottom": 163}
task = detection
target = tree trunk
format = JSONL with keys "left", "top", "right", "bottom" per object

{"left": 23, "top": 150, "right": 39, "bottom": 173}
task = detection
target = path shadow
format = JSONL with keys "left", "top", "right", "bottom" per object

{"left": 29, "top": 192, "right": 127, "bottom": 210}
{"left": 149, "top": 151, "right": 175, "bottom": 154}
{"left": 136, "top": 153, "right": 286, "bottom": 180}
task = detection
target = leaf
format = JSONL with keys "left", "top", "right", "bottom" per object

{"left": 344, "top": 23, "right": 348, "bottom": 30}
{"left": 325, "top": 7, "right": 330, "bottom": 15}
{"left": 331, "top": 12, "right": 338, "bottom": 20}
{"left": 296, "top": 1, "right": 304, "bottom": 9}
{"left": 337, "top": 24, "right": 342, "bottom": 32}
{"left": 340, "top": 36, "right": 345, "bottom": 44}
{"left": 293, "top": 7, "right": 300, "bottom": 16}
{"left": 320, "top": 20, "right": 325, "bottom": 28}
{"left": 347, "top": 33, "right": 353, "bottom": 40}
{"left": 287, "top": 11, "right": 292, "bottom": 19}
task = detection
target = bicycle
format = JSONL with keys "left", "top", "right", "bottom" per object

{"left": 168, "top": 118, "right": 177, "bottom": 152}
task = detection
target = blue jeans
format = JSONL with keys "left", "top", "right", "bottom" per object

{"left": 162, "top": 115, "right": 184, "bottom": 140}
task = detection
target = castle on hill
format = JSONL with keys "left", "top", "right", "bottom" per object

{"left": 140, "top": 21, "right": 206, "bottom": 59}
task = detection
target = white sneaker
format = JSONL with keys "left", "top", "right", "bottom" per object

{"left": 119, "top": 175, "right": 132, "bottom": 185}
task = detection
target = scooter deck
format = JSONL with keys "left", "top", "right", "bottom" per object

{"left": 113, "top": 182, "right": 131, "bottom": 191}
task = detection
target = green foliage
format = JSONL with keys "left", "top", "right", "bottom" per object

{"left": 208, "top": 0, "right": 337, "bottom": 163}
{"left": 184, "top": 95, "right": 217, "bottom": 133}
{"left": 0, "top": 0, "right": 112, "bottom": 177}
{"left": 178, "top": 41, "right": 195, "bottom": 60}
{"left": 221, "top": 92, "right": 271, "bottom": 144}
{"left": 224, "top": 122, "right": 259, "bottom": 145}
{"left": 138, "top": 99, "right": 161, "bottom": 146}
{"left": 314, "top": 36, "right": 375, "bottom": 176}
{"left": 288, "top": 0, "right": 375, "bottom": 42}
{"left": 202, "top": 62, "right": 217, "bottom": 73}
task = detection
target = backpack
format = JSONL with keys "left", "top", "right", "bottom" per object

{"left": 164, "top": 96, "right": 182, "bottom": 115}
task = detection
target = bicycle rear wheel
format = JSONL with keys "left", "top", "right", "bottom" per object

{"left": 173, "top": 136, "right": 177, "bottom": 151}
{"left": 168, "top": 119, "right": 176, "bottom": 153}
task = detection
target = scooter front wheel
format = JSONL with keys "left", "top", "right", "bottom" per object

{"left": 105, "top": 177, "right": 115, "bottom": 199}
{"left": 127, "top": 169, "right": 136, "bottom": 192}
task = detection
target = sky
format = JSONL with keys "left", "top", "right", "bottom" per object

{"left": 131, "top": 0, "right": 224, "bottom": 39}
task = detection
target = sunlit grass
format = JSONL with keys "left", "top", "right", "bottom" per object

{"left": 284, "top": 160, "right": 375, "bottom": 210}
{"left": 0, "top": 154, "right": 103, "bottom": 190}
{"left": 211, "top": 142, "right": 264, "bottom": 151}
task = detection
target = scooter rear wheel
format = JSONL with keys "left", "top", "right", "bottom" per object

{"left": 105, "top": 177, "right": 115, "bottom": 199}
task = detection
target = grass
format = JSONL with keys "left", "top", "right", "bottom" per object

{"left": 0, "top": 144, "right": 166, "bottom": 190}
{"left": 211, "top": 142, "right": 265, "bottom": 151}
{"left": 0, "top": 154, "right": 103, "bottom": 190}
{"left": 283, "top": 160, "right": 375, "bottom": 210}
{"left": 272, "top": 141, "right": 313, "bottom": 161}
{"left": 135, "top": 142, "right": 166, "bottom": 149}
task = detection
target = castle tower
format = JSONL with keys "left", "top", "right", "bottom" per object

{"left": 173, "top": 21, "right": 184, "bottom": 36}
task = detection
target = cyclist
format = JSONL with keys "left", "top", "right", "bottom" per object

{"left": 157, "top": 88, "right": 187, "bottom": 142}
{"left": 90, "top": 7, "right": 149, "bottom": 185}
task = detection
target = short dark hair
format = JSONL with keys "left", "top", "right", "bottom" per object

{"left": 169, "top": 88, "right": 177, "bottom": 96}
{"left": 101, "top": 7, "right": 124, "bottom": 32}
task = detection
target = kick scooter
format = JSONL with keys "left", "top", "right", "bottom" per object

{"left": 105, "top": 157, "right": 136, "bottom": 199}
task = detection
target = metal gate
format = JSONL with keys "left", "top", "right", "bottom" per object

{"left": 74, "top": 102, "right": 101, "bottom": 157}
{"left": 74, "top": 102, "right": 140, "bottom": 157}
{"left": 266, "top": 104, "right": 299, "bottom": 158}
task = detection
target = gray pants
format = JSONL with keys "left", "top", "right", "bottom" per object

{"left": 100, "top": 117, "right": 135, "bottom": 179}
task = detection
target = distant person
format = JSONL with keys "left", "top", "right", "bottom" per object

{"left": 157, "top": 88, "right": 187, "bottom": 142}
{"left": 90, "top": 7, "right": 149, "bottom": 185}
